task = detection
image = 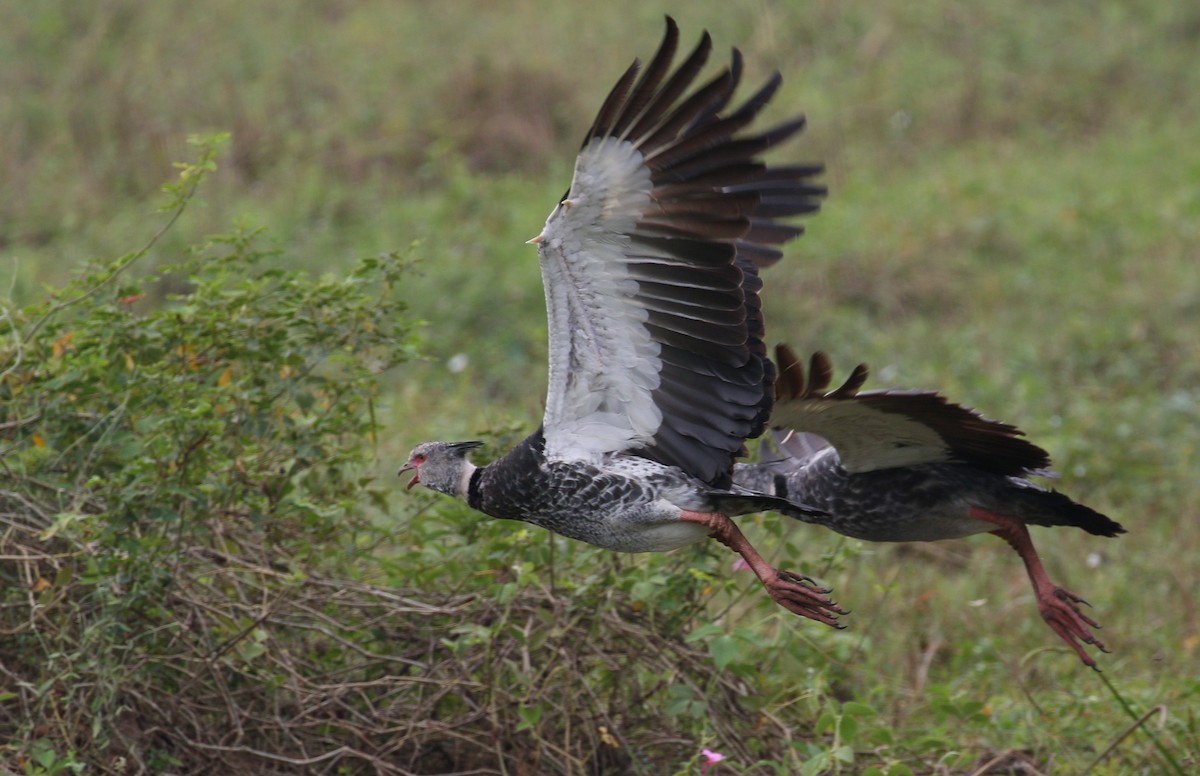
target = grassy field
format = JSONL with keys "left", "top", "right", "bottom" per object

{"left": 3, "top": 0, "right": 1199, "bottom": 773}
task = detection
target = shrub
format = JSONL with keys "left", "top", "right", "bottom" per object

{"left": 0, "top": 136, "right": 420, "bottom": 772}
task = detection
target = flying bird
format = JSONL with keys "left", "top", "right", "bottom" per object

{"left": 400, "top": 18, "right": 842, "bottom": 625}
{"left": 733, "top": 346, "right": 1124, "bottom": 668}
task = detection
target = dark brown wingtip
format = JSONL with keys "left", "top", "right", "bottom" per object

{"left": 587, "top": 59, "right": 642, "bottom": 143}
{"left": 617, "top": 23, "right": 714, "bottom": 147}
{"left": 773, "top": 348, "right": 870, "bottom": 402}
{"left": 807, "top": 351, "right": 833, "bottom": 396}
{"left": 728, "top": 46, "right": 744, "bottom": 88}
{"left": 773, "top": 343, "right": 805, "bottom": 400}
{"left": 582, "top": 13, "right": 692, "bottom": 144}
{"left": 607, "top": 17, "right": 681, "bottom": 140}
{"left": 829, "top": 362, "right": 869, "bottom": 399}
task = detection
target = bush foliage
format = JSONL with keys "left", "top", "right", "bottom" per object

{"left": 0, "top": 139, "right": 429, "bottom": 772}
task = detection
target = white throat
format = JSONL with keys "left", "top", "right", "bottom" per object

{"left": 456, "top": 462, "right": 478, "bottom": 499}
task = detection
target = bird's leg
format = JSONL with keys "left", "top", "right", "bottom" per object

{"left": 968, "top": 506, "right": 1107, "bottom": 669}
{"left": 679, "top": 510, "right": 846, "bottom": 628}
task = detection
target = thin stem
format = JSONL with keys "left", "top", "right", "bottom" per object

{"left": 1092, "top": 671, "right": 1185, "bottom": 775}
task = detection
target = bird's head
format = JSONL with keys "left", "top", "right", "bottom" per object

{"left": 399, "top": 440, "right": 483, "bottom": 499}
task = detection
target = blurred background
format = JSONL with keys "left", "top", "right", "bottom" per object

{"left": 3, "top": 0, "right": 1198, "bottom": 772}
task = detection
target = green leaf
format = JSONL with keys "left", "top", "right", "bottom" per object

{"left": 686, "top": 623, "right": 724, "bottom": 642}
{"left": 800, "top": 752, "right": 830, "bottom": 776}
{"left": 664, "top": 683, "right": 703, "bottom": 718}
{"left": 516, "top": 703, "right": 542, "bottom": 732}
{"left": 837, "top": 714, "right": 859, "bottom": 745}
{"left": 708, "top": 634, "right": 741, "bottom": 670}
{"left": 31, "top": 738, "right": 58, "bottom": 769}
{"left": 842, "top": 701, "right": 878, "bottom": 718}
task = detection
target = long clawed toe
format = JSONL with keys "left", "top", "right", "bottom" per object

{"left": 766, "top": 569, "right": 848, "bottom": 629}
{"left": 787, "top": 573, "right": 829, "bottom": 592}
{"left": 977, "top": 517, "right": 1115, "bottom": 670}
{"left": 1040, "top": 586, "right": 1108, "bottom": 669}
{"left": 1056, "top": 588, "right": 1103, "bottom": 629}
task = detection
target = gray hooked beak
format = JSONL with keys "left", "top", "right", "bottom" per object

{"left": 398, "top": 460, "right": 420, "bottom": 490}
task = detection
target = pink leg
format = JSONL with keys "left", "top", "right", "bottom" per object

{"left": 680, "top": 510, "right": 846, "bottom": 628}
{"left": 969, "top": 506, "right": 1107, "bottom": 669}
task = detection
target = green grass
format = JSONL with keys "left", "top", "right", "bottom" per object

{"left": 3, "top": 0, "right": 1199, "bottom": 772}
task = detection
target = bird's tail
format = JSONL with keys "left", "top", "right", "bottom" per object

{"left": 1005, "top": 483, "right": 1125, "bottom": 537}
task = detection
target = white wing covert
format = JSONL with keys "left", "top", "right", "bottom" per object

{"left": 534, "top": 19, "right": 825, "bottom": 486}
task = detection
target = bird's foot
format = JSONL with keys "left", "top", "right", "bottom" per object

{"left": 975, "top": 509, "right": 1112, "bottom": 670}
{"left": 1037, "top": 585, "right": 1108, "bottom": 670}
{"left": 678, "top": 509, "right": 847, "bottom": 629}
{"left": 763, "top": 568, "right": 848, "bottom": 628}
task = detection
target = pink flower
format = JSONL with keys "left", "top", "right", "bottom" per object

{"left": 700, "top": 748, "right": 726, "bottom": 771}
{"left": 731, "top": 558, "right": 750, "bottom": 572}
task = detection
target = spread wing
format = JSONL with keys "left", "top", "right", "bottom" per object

{"left": 534, "top": 17, "right": 824, "bottom": 486}
{"left": 768, "top": 345, "right": 1053, "bottom": 476}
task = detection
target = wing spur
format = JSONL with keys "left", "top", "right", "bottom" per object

{"left": 534, "top": 17, "right": 825, "bottom": 486}
{"left": 769, "top": 345, "right": 1053, "bottom": 475}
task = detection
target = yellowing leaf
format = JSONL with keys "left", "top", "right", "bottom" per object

{"left": 218, "top": 367, "right": 233, "bottom": 387}
{"left": 177, "top": 343, "right": 202, "bottom": 369}
{"left": 53, "top": 332, "right": 74, "bottom": 357}
{"left": 31, "top": 434, "right": 45, "bottom": 449}
{"left": 32, "top": 577, "right": 52, "bottom": 593}
{"left": 124, "top": 352, "right": 135, "bottom": 370}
